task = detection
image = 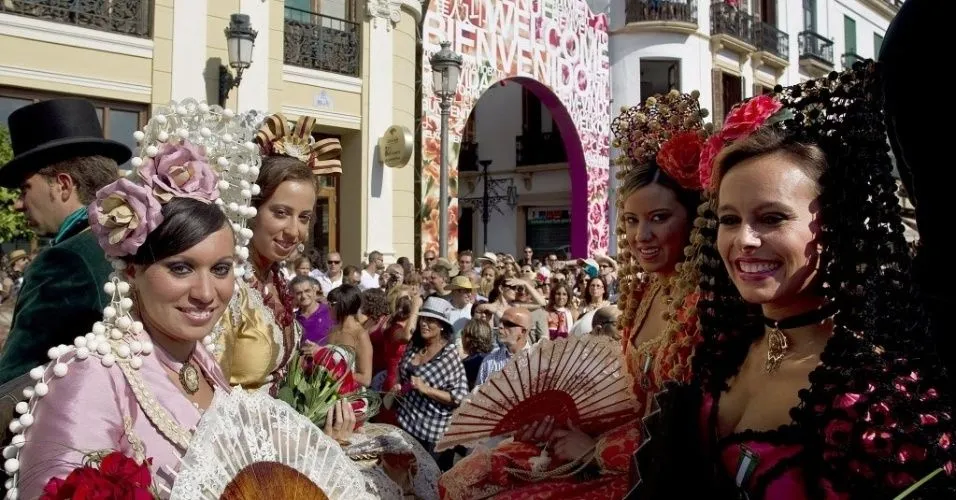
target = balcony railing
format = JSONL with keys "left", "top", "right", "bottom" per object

{"left": 516, "top": 132, "right": 567, "bottom": 167}
{"left": 459, "top": 140, "right": 478, "bottom": 172}
{"left": 711, "top": 2, "right": 755, "bottom": 47}
{"left": 841, "top": 52, "right": 863, "bottom": 70}
{"left": 798, "top": 31, "right": 834, "bottom": 67}
{"left": 755, "top": 22, "right": 788, "bottom": 60}
{"left": 625, "top": 0, "right": 697, "bottom": 26}
{"left": 284, "top": 6, "right": 360, "bottom": 77}
{"left": 0, "top": 0, "right": 152, "bottom": 38}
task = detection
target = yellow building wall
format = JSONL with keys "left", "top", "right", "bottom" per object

{"left": 0, "top": 0, "right": 411, "bottom": 264}
{"left": 336, "top": 19, "right": 371, "bottom": 264}
{"left": 391, "top": 7, "right": 418, "bottom": 262}
{"left": 151, "top": 0, "right": 174, "bottom": 108}
{"left": 267, "top": 0, "right": 286, "bottom": 112}
{"left": 0, "top": 34, "right": 152, "bottom": 103}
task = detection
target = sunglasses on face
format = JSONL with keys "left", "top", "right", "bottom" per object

{"left": 328, "top": 260, "right": 340, "bottom": 265}
{"left": 501, "top": 319, "right": 525, "bottom": 330}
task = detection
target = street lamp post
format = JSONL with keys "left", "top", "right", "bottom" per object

{"left": 219, "top": 14, "right": 258, "bottom": 107}
{"left": 460, "top": 159, "right": 518, "bottom": 251}
{"left": 429, "top": 41, "right": 462, "bottom": 258}
{"left": 480, "top": 160, "right": 491, "bottom": 247}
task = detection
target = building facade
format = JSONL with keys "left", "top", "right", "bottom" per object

{"left": 447, "top": 0, "right": 900, "bottom": 260}
{"left": 421, "top": 0, "right": 611, "bottom": 260}
{"left": 602, "top": 0, "right": 900, "bottom": 252}
{"left": 0, "top": 0, "right": 421, "bottom": 264}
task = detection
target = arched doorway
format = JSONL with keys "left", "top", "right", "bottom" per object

{"left": 418, "top": 0, "right": 611, "bottom": 259}
{"left": 456, "top": 77, "right": 586, "bottom": 261}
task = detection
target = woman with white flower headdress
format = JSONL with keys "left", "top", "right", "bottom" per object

{"left": 2, "top": 101, "right": 251, "bottom": 498}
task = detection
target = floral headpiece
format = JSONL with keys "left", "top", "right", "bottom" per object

{"left": 89, "top": 100, "right": 261, "bottom": 261}
{"left": 697, "top": 95, "right": 791, "bottom": 192}
{"left": 254, "top": 113, "right": 342, "bottom": 175}
{"left": 610, "top": 89, "right": 712, "bottom": 191}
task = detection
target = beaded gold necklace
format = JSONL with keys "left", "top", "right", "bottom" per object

{"left": 630, "top": 278, "right": 678, "bottom": 390}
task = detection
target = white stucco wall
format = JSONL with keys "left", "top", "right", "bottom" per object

{"left": 605, "top": 0, "right": 895, "bottom": 253}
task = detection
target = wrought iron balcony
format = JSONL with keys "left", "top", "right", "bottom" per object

{"left": 284, "top": 6, "right": 360, "bottom": 77}
{"left": 711, "top": 2, "right": 755, "bottom": 47}
{"left": 0, "top": 0, "right": 152, "bottom": 38}
{"left": 755, "top": 22, "right": 788, "bottom": 60}
{"left": 459, "top": 140, "right": 478, "bottom": 172}
{"left": 841, "top": 52, "right": 864, "bottom": 70}
{"left": 625, "top": 0, "right": 697, "bottom": 26}
{"left": 798, "top": 31, "right": 833, "bottom": 67}
{"left": 515, "top": 132, "right": 566, "bottom": 167}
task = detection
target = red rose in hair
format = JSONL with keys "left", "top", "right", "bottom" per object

{"left": 720, "top": 95, "right": 783, "bottom": 141}
{"left": 655, "top": 131, "right": 705, "bottom": 191}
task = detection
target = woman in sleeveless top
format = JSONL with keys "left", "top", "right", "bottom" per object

{"left": 325, "top": 284, "right": 373, "bottom": 387}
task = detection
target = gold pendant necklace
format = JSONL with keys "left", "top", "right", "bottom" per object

{"left": 179, "top": 363, "right": 200, "bottom": 395}
{"left": 763, "top": 303, "right": 838, "bottom": 374}
{"left": 765, "top": 327, "right": 789, "bottom": 374}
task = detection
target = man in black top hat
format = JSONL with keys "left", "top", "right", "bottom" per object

{"left": 0, "top": 98, "right": 129, "bottom": 384}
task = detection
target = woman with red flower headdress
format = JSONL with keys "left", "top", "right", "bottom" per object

{"left": 631, "top": 63, "right": 956, "bottom": 499}
{"left": 438, "top": 89, "right": 710, "bottom": 499}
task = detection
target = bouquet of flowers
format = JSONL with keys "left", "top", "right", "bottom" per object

{"left": 41, "top": 451, "right": 155, "bottom": 500}
{"left": 276, "top": 346, "right": 380, "bottom": 429}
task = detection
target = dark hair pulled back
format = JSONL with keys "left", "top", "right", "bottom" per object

{"left": 124, "top": 197, "right": 229, "bottom": 266}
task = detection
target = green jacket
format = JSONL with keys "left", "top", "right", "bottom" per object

{"left": 0, "top": 220, "right": 112, "bottom": 384}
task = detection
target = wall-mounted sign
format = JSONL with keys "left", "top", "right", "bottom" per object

{"left": 379, "top": 125, "right": 413, "bottom": 168}
{"left": 314, "top": 91, "right": 333, "bottom": 110}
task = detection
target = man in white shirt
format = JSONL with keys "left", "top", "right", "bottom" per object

{"left": 476, "top": 307, "right": 531, "bottom": 386}
{"left": 312, "top": 252, "right": 344, "bottom": 296}
{"left": 446, "top": 276, "right": 474, "bottom": 334}
{"left": 360, "top": 250, "right": 384, "bottom": 289}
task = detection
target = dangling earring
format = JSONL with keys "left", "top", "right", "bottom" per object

{"left": 297, "top": 243, "right": 305, "bottom": 253}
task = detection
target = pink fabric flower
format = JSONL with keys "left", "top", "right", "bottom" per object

{"left": 697, "top": 134, "right": 723, "bottom": 191}
{"left": 139, "top": 141, "right": 219, "bottom": 203}
{"left": 698, "top": 96, "right": 784, "bottom": 191}
{"left": 88, "top": 178, "right": 164, "bottom": 257}
{"left": 721, "top": 95, "right": 783, "bottom": 141}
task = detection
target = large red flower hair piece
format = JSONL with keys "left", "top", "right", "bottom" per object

{"left": 610, "top": 89, "right": 712, "bottom": 192}
{"left": 698, "top": 95, "right": 784, "bottom": 191}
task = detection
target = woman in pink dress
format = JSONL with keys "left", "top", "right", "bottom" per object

{"left": 4, "top": 103, "right": 246, "bottom": 498}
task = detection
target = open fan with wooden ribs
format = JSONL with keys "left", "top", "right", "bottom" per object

{"left": 436, "top": 336, "right": 638, "bottom": 451}
{"left": 169, "top": 390, "right": 373, "bottom": 499}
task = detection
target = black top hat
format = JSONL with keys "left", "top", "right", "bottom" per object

{"left": 0, "top": 98, "right": 132, "bottom": 188}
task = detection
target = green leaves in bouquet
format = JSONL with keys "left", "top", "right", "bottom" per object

{"left": 276, "top": 348, "right": 347, "bottom": 428}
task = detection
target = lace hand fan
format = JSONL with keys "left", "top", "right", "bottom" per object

{"left": 169, "top": 390, "right": 373, "bottom": 500}
{"left": 436, "top": 336, "right": 638, "bottom": 451}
